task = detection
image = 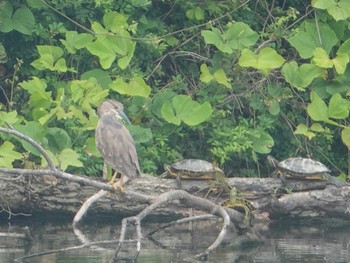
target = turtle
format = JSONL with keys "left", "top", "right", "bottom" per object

{"left": 267, "top": 155, "right": 346, "bottom": 187}
{"left": 162, "top": 159, "right": 224, "bottom": 180}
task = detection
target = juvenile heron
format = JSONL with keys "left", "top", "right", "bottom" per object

{"left": 95, "top": 99, "right": 141, "bottom": 190}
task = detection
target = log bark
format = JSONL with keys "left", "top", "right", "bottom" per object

{"left": 0, "top": 171, "right": 349, "bottom": 220}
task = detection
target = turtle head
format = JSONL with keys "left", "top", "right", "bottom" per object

{"left": 267, "top": 155, "right": 279, "bottom": 168}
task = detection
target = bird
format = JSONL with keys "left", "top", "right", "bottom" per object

{"left": 95, "top": 99, "right": 141, "bottom": 191}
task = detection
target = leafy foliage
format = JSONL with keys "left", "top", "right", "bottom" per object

{"left": 1, "top": 0, "right": 350, "bottom": 179}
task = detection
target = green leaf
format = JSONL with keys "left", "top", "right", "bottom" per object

{"left": 224, "top": 22, "right": 259, "bottom": 50}
{"left": 307, "top": 91, "right": 329, "bottom": 121}
{"left": 58, "top": 148, "right": 84, "bottom": 170}
{"left": 127, "top": 125, "right": 153, "bottom": 144}
{"left": 161, "top": 100, "right": 181, "bottom": 125}
{"left": 213, "top": 69, "right": 231, "bottom": 89}
{"left": 294, "top": 124, "right": 316, "bottom": 140}
{"left": 86, "top": 37, "right": 117, "bottom": 69}
{"left": 312, "top": 0, "right": 350, "bottom": 21}
{"left": 109, "top": 77, "right": 151, "bottom": 97}
{"left": 14, "top": 122, "right": 47, "bottom": 156}
{"left": 332, "top": 53, "right": 349, "bottom": 74}
{"left": 152, "top": 91, "right": 176, "bottom": 119}
{"left": 310, "top": 123, "right": 325, "bottom": 132}
{"left": 103, "top": 12, "right": 128, "bottom": 32}
{"left": 238, "top": 47, "right": 285, "bottom": 71}
{"left": 31, "top": 45, "right": 67, "bottom": 72}
{"left": 251, "top": 132, "right": 274, "bottom": 154}
{"left": 85, "top": 137, "right": 101, "bottom": 157}
{"left": 341, "top": 127, "right": 350, "bottom": 150}
{"left": 201, "top": 28, "right": 232, "bottom": 54}
{"left": 194, "top": 6, "right": 205, "bottom": 20}
{"left": 60, "top": 31, "right": 94, "bottom": 54}
{"left": 162, "top": 95, "right": 213, "bottom": 126}
{"left": 45, "top": 127, "right": 72, "bottom": 154}
{"left": 199, "top": 64, "right": 213, "bottom": 83}
{"left": 0, "top": 110, "right": 18, "bottom": 126}
{"left": 81, "top": 69, "right": 112, "bottom": 88}
{"left": 288, "top": 21, "right": 338, "bottom": 59}
{"left": 282, "top": 61, "right": 322, "bottom": 90}
{"left": 268, "top": 100, "right": 280, "bottom": 115}
{"left": 0, "top": 142, "right": 23, "bottom": 168}
{"left": 312, "top": 48, "right": 333, "bottom": 68}
{"left": 328, "top": 93, "right": 349, "bottom": 119}
{"left": 0, "top": 3, "right": 13, "bottom": 33}
{"left": 19, "top": 77, "right": 52, "bottom": 108}
{"left": 12, "top": 6, "right": 35, "bottom": 35}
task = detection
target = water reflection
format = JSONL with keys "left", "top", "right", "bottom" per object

{"left": 1, "top": 217, "right": 350, "bottom": 262}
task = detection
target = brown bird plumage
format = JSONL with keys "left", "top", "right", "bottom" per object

{"left": 95, "top": 100, "right": 141, "bottom": 182}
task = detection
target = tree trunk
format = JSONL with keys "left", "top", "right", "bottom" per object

{"left": 1, "top": 172, "right": 349, "bottom": 220}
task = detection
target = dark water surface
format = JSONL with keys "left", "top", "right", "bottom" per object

{"left": 1, "top": 217, "right": 350, "bottom": 263}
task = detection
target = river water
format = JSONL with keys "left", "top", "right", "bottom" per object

{"left": 1, "top": 216, "right": 350, "bottom": 262}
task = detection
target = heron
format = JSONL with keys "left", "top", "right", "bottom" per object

{"left": 95, "top": 99, "right": 141, "bottom": 191}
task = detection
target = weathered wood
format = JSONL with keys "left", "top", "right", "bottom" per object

{"left": 0, "top": 172, "right": 349, "bottom": 220}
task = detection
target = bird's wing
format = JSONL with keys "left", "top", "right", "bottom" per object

{"left": 96, "top": 114, "right": 141, "bottom": 178}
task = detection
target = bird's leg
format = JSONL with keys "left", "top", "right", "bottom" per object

{"left": 108, "top": 171, "right": 118, "bottom": 186}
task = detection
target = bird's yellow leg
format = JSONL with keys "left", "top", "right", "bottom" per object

{"left": 108, "top": 172, "right": 118, "bottom": 186}
{"left": 118, "top": 174, "right": 124, "bottom": 192}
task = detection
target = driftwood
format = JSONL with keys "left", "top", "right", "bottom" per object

{"left": 0, "top": 170, "right": 349, "bottom": 220}
{"left": 1, "top": 124, "right": 350, "bottom": 262}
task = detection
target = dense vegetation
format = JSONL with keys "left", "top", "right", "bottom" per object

{"left": 0, "top": 0, "right": 350, "bottom": 179}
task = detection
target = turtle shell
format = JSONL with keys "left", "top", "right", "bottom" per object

{"left": 277, "top": 157, "right": 330, "bottom": 175}
{"left": 165, "top": 159, "right": 224, "bottom": 179}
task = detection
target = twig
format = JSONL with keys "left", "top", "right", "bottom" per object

{"left": 0, "top": 125, "right": 56, "bottom": 171}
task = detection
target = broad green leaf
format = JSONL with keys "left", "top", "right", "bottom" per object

{"left": 312, "top": 48, "right": 333, "bottom": 68}
{"left": 161, "top": 101, "right": 181, "bottom": 125}
{"left": 60, "top": 31, "right": 94, "bottom": 54}
{"left": 127, "top": 125, "right": 153, "bottom": 144}
{"left": 281, "top": 61, "right": 322, "bottom": 90}
{"left": 251, "top": 132, "right": 274, "bottom": 154}
{"left": 31, "top": 45, "right": 67, "bottom": 72}
{"left": 19, "top": 77, "right": 52, "bottom": 108}
{"left": 268, "top": 100, "right": 280, "bottom": 115}
{"left": 0, "top": 142, "right": 23, "bottom": 168}
{"left": 199, "top": 64, "right": 213, "bottom": 83}
{"left": 313, "top": 0, "right": 350, "bottom": 21}
{"left": 288, "top": 21, "right": 338, "bottom": 59}
{"left": 12, "top": 6, "right": 35, "bottom": 35}
{"left": 0, "top": 2, "right": 13, "bottom": 33}
{"left": 0, "top": 110, "right": 18, "bottom": 125}
{"left": 103, "top": 12, "right": 128, "bottom": 32}
{"left": 328, "top": 93, "right": 349, "bottom": 119}
{"left": 194, "top": 6, "right": 205, "bottom": 20}
{"left": 310, "top": 123, "right": 325, "bottom": 132}
{"left": 201, "top": 28, "right": 232, "bottom": 54}
{"left": 238, "top": 47, "right": 285, "bottom": 71}
{"left": 341, "top": 127, "right": 350, "bottom": 150}
{"left": 14, "top": 122, "right": 46, "bottom": 156}
{"left": 311, "top": 0, "right": 334, "bottom": 9}
{"left": 224, "top": 22, "right": 259, "bottom": 50}
{"left": 27, "top": 0, "right": 46, "bottom": 8}
{"left": 172, "top": 95, "right": 213, "bottom": 126}
{"left": 45, "top": 127, "right": 72, "bottom": 154}
{"left": 152, "top": 91, "right": 176, "bottom": 119}
{"left": 332, "top": 53, "right": 349, "bottom": 74}
{"left": 213, "top": 69, "right": 231, "bottom": 89}
{"left": 109, "top": 77, "right": 151, "bottom": 97}
{"left": 86, "top": 37, "right": 117, "bottom": 69}
{"left": 81, "top": 69, "right": 112, "bottom": 88}
{"left": 294, "top": 124, "right": 316, "bottom": 140}
{"left": 307, "top": 91, "right": 329, "bottom": 121}
{"left": 91, "top": 22, "right": 108, "bottom": 34}
{"left": 338, "top": 38, "right": 350, "bottom": 57}
{"left": 84, "top": 137, "right": 101, "bottom": 157}
{"left": 58, "top": 148, "right": 83, "bottom": 170}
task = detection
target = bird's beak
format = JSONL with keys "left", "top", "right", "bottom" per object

{"left": 119, "top": 111, "right": 131, "bottom": 124}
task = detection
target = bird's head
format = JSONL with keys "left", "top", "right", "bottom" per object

{"left": 97, "top": 99, "right": 131, "bottom": 124}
